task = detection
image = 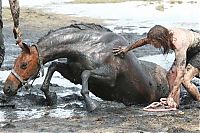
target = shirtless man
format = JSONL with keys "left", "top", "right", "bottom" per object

{"left": 0, "top": 0, "right": 20, "bottom": 68}
{"left": 113, "top": 25, "right": 200, "bottom": 111}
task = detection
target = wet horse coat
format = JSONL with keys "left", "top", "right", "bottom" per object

{"left": 4, "top": 23, "right": 169, "bottom": 111}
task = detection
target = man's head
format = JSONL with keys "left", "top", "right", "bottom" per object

{"left": 147, "top": 25, "right": 173, "bottom": 54}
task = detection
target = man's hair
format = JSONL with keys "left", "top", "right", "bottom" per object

{"left": 147, "top": 25, "right": 173, "bottom": 54}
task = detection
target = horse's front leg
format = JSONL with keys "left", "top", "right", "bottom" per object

{"left": 81, "top": 64, "right": 117, "bottom": 112}
{"left": 41, "top": 61, "right": 67, "bottom": 106}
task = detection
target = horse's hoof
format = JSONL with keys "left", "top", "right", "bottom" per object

{"left": 85, "top": 98, "right": 99, "bottom": 112}
{"left": 47, "top": 92, "right": 57, "bottom": 106}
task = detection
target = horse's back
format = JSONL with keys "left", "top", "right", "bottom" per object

{"left": 38, "top": 23, "right": 112, "bottom": 43}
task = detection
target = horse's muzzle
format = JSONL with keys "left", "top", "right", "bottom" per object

{"left": 3, "top": 82, "right": 18, "bottom": 96}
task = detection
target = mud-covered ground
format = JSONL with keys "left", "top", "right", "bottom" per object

{"left": 0, "top": 7, "right": 199, "bottom": 133}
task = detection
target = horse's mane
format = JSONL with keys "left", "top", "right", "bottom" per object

{"left": 37, "top": 23, "right": 112, "bottom": 43}
{"left": 69, "top": 23, "right": 112, "bottom": 32}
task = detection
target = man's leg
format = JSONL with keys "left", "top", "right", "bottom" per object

{"left": 182, "top": 64, "right": 200, "bottom": 101}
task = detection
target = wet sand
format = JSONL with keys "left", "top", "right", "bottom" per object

{"left": 0, "top": 7, "right": 200, "bottom": 133}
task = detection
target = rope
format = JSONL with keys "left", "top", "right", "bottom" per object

{"left": 13, "top": 27, "right": 23, "bottom": 46}
{"left": 9, "top": 0, "right": 23, "bottom": 47}
{"left": 143, "top": 98, "right": 177, "bottom": 112}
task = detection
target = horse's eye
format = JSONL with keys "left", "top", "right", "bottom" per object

{"left": 20, "top": 62, "right": 28, "bottom": 69}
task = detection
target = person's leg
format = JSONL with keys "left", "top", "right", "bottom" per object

{"left": 182, "top": 64, "right": 200, "bottom": 101}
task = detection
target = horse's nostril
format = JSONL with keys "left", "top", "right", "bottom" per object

{"left": 4, "top": 84, "right": 18, "bottom": 96}
{"left": 7, "top": 86, "right": 11, "bottom": 90}
{"left": 4, "top": 85, "right": 11, "bottom": 94}
{"left": 6, "top": 88, "right": 11, "bottom": 93}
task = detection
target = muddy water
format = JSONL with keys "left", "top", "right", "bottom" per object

{"left": 0, "top": 69, "right": 99, "bottom": 122}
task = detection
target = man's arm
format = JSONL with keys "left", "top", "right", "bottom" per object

{"left": 112, "top": 38, "right": 149, "bottom": 56}
{"left": 125, "top": 38, "right": 149, "bottom": 53}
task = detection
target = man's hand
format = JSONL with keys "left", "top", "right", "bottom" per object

{"left": 166, "top": 97, "right": 178, "bottom": 108}
{"left": 112, "top": 46, "right": 128, "bottom": 58}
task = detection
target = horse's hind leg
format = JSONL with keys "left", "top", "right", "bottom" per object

{"left": 81, "top": 65, "right": 117, "bottom": 112}
{"left": 41, "top": 61, "right": 67, "bottom": 106}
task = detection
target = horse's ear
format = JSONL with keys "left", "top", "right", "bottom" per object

{"left": 20, "top": 42, "right": 30, "bottom": 54}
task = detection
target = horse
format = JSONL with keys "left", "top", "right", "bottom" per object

{"left": 3, "top": 23, "right": 169, "bottom": 112}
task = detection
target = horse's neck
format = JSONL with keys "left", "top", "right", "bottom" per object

{"left": 37, "top": 41, "right": 71, "bottom": 64}
{"left": 37, "top": 32, "right": 100, "bottom": 64}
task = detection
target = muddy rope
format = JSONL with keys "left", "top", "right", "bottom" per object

{"left": 9, "top": 0, "right": 23, "bottom": 47}
{"left": 143, "top": 98, "right": 177, "bottom": 112}
{"left": 13, "top": 27, "right": 23, "bottom": 46}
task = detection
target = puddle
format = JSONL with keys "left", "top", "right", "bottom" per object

{"left": 0, "top": 107, "right": 78, "bottom": 122}
{"left": 0, "top": 68, "right": 101, "bottom": 122}
{"left": 0, "top": 92, "right": 86, "bottom": 122}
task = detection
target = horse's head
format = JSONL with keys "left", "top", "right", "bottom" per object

{"left": 3, "top": 43, "right": 40, "bottom": 96}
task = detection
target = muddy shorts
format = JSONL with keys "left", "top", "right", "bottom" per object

{"left": 186, "top": 33, "right": 200, "bottom": 69}
{"left": 186, "top": 30, "right": 200, "bottom": 70}
{"left": 187, "top": 51, "right": 200, "bottom": 69}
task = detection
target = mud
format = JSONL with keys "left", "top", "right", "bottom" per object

{"left": 0, "top": 7, "right": 199, "bottom": 133}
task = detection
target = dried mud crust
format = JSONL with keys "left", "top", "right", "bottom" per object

{"left": 0, "top": 7, "right": 199, "bottom": 133}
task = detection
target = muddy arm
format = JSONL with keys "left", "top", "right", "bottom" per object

{"left": 113, "top": 38, "right": 149, "bottom": 56}
{"left": 167, "top": 51, "right": 186, "bottom": 108}
{"left": 125, "top": 38, "right": 149, "bottom": 52}
{"left": 143, "top": 48, "right": 187, "bottom": 112}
